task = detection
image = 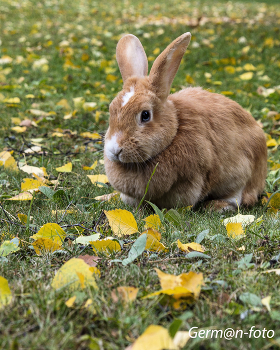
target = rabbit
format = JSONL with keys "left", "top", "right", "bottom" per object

{"left": 104, "top": 32, "right": 267, "bottom": 211}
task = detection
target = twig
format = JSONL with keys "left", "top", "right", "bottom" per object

{"left": 57, "top": 200, "right": 74, "bottom": 224}
{"left": 0, "top": 202, "right": 13, "bottom": 223}
{"left": 0, "top": 218, "right": 37, "bottom": 232}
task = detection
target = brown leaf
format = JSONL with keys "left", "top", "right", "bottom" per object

{"left": 77, "top": 254, "right": 99, "bottom": 267}
{"left": 20, "top": 119, "right": 32, "bottom": 127}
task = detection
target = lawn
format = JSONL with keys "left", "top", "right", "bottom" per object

{"left": 1, "top": 0, "right": 280, "bottom": 349}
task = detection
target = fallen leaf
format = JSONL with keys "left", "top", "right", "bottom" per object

{"left": 143, "top": 214, "right": 161, "bottom": 230}
{"left": 30, "top": 223, "right": 66, "bottom": 244}
{"left": 226, "top": 222, "right": 245, "bottom": 239}
{"left": 77, "top": 254, "right": 100, "bottom": 267}
{"left": 87, "top": 174, "right": 108, "bottom": 187}
{"left": 261, "top": 296, "right": 271, "bottom": 312}
{"left": 18, "top": 213, "right": 28, "bottom": 224}
{"left": 132, "top": 325, "right": 177, "bottom": 350}
{"left": 90, "top": 239, "right": 121, "bottom": 255}
{"left": 32, "top": 238, "right": 62, "bottom": 255}
{"left": 105, "top": 209, "right": 138, "bottom": 237}
{"left": 83, "top": 160, "right": 97, "bottom": 170}
{"left": 65, "top": 296, "right": 76, "bottom": 308}
{"left": 239, "top": 72, "right": 254, "bottom": 80}
{"left": 80, "top": 132, "right": 101, "bottom": 139}
{"left": 51, "top": 258, "right": 98, "bottom": 292}
{"left": 177, "top": 240, "right": 205, "bottom": 253}
{"left": 74, "top": 234, "right": 100, "bottom": 245}
{"left": 112, "top": 286, "right": 139, "bottom": 304}
{"left": 0, "top": 240, "right": 20, "bottom": 257}
{"left": 83, "top": 102, "right": 97, "bottom": 112}
{"left": 0, "top": 276, "right": 12, "bottom": 308}
{"left": 21, "top": 178, "right": 46, "bottom": 192}
{"left": 4, "top": 156, "right": 18, "bottom": 171}
{"left": 19, "top": 165, "right": 45, "bottom": 177}
{"left": 94, "top": 192, "right": 119, "bottom": 201}
{"left": 56, "top": 162, "right": 72, "bottom": 172}
{"left": 141, "top": 228, "right": 161, "bottom": 241}
{"left": 7, "top": 192, "right": 33, "bottom": 200}
{"left": 223, "top": 213, "right": 255, "bottom": 227}
{"left": 56, "top": 98, "right": 71, "bottom": 110}
{"left": 145, "top": 234, "right": 168, "bottom": 252}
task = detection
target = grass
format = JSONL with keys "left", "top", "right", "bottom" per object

{"left": 1, "top": 0, "right": 280, "bottom": 349}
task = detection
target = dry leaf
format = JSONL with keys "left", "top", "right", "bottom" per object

{"left": 0, "top": 276, "right": 12, "bottom": 308}
{"left": 77, "top": 254, "right": 99, "bottom": 267}
{"left": 83, "top": 160, "right": 97, "bottom": 170}
{"left": 90, "top": 239, "right": 121, "bottom": 256}
{"left": 56, "top": 162, "right": 72, "bottom": 172}
{"left": 51, "top": 258, "right": 98, "bottom": 292}
{"left": 30, "top": 223, "right": 66, "bottom": 244}
{"left": 132, "top": 325, "right": 177, "bottom": 350}
{"left": 223, "top": 213, "right": 255, "bottom": 227}
{"left": 7, "top": 192, "right": 33, "bottom": 200}
{"left": 177, "top": 240, "right": 205, "bottom": 253}
{"left": 226, "top": 222, "right": 245, "bottom": 239}
{"left": 32, "top": 238, "right": 62, "bottom": 255}
{"left": 112, "top": 286, "right": 139, "bottom": 304}
{"left": 87, "top": 174, "right": 108, "bottom": 187}
{"left": 65, "top": 296, "right": 76, "bottom": 308}
{"left": 105, "top": 209, "right": 138, "bottom": 237}
{"left": 143, "top": 214, "right": 161, "bottom": 230}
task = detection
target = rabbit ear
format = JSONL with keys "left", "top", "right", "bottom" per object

{"left": 149, "top": 32, "right": 191, "bottom": 100}
{"left": 116, "top": 34, "right": 148, "bottom": 83}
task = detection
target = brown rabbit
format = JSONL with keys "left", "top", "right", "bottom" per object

{"left": 104, "top": 32, "right": 267, "bottom": 210}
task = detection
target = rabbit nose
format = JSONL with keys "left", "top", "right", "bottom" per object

{"left": 116, "top": 148, "right": 122, "bottom": 159}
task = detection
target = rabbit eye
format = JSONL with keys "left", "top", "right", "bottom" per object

{"left": 141, "top": 110, "right": 151, "bottom": 123}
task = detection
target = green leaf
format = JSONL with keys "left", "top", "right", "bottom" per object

{"left": 237, "top": 253, "right": 254, "bottom": 270}
{"left": 239, "top": 292, "right": 262, "bottom": 307}
{"left": 74, "top": 234, "right": 100, "bottom": 245}
{"left": 169, "top": 319, "right": 182, "bottom": 338}
{"left": 146, "top": 201, "right": 165, "bottom": 224}
{"left": 39, "top": 186, "right": 55, "bottom": 198}
{"left": 195, "top": 229, "right": 209, "bottom": 244}
{"left": 185, "top": 251, "right": 211, "bottom": 259}
{"left": 122, "top": 234, "right": 147, "bottom": 266}
{"left": 0, "top": 241, "right": 20, "bottom": 257}
{"left": 164, "top": 209, "right": 182, "bottom": 227}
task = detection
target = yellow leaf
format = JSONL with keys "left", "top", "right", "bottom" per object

{"left": 28, "top": 109, "right": 52, "bottom": 117}
{"left": 114, "top": 286, "right": 139, "bottom": 303}
{"left": 0, "top": 160, "right": 3, "bottom": 167}
{"left": 221, "top": 91, "right": 234, "bottom": 96}
{"left": 83, "top": 102, "right": 97, "bottom": 112}
{"left": 90, "top": 239, "right": 121, "bottom": 256}
{"left": 73, "top": 97, "right": 85, "bottom": 110}
{"left": 4, "top": 156, "right": 18, "bottom": 171}
{"left": 11, "top": 126, "right": 26, "bottom": 133}
{"left": 56, "top": 162, "right": 72, "bottom": 172}
{"left": 21, "top": 178, "right": 45, "bottom": 192}
{"left": 132, "top": 325, "right": 177, "bottom": 350}
{"left": 81, "top": 53, "right": 90, "bottom": 62}
{"left": 76, "top": 272, "right": 85, "bottom": 289}
{"left": 173, "top": 331, "right": 191, "bottom": 348}
{"left": 11, "top": 117, "right": 21, "bottom": 125}
{"left": 80, "top": 132, "right": 101, "bottom": 139}
{"left": 153, "top": 48, "right": 160, "bottom": 55}
{"left": 239, "top": 72, "right": 253, "bottom": 80}
{"left": 51, "top": 258, "right": 98, "bottom": 292}
{"left": 141, "top": 228, "right": 161, "bottom": 241}
{"left": 65, "top": 296, "right": 76, "bottom": 308}
{"left": 177, "top": 240, "right": 205, "bottom": 253}
{"left": 223, "top": 213, "right": 255, "bottom": 227}
{"left": 268, "top": 193, "right": 280, "bottom": 209}
{"left": 0, "top": 276, "right": 12, "bottom": 308}
{"left": 4, "top": 97, "right": 20, "bottom": 104}
{"left": 243, "top": 63, "right": 256, "bottom": 71}
{"left": 104, "top": 209, "right": 138, "bottom": 237}
{"left": 95, "top": 110, "right": 101, "bottom": 123}
{"left": 226, "top": 222, "right": 245, "bottom": 239}
{"left": 32, "top": 237, "right": 62, "bottom": 255}
{"left": 242, "top": 46, "right": 250, "bottom": 54}
{"left": 267, "top": 139, "right": 278, "bottom": 147}
{"left": 7, "top": 192, "right": 33, "bottom": 200}
{"left": 30, "top": 223, "right": 66, "bottom": 244}
{"left": 89, "top": 266, "right": 101, "bottom": 277}
{"left": 87, "top": 174, "right": 108, "bottom": 187}
{"left": 186, "top": 75, "right": 195, "bottom": 84}
{"left": 83, "top": 160, "right": 98, "bottom": 171}
{"left": 56, "top": 98, "right": 71, "bottom": 110}
{"left": 143, "top": 214, "right": 161, "bottom": 230}
{"left": 145, "top": 234, "right": 168, "bottom": 252}
{"left": 51, "top": 132, "right": 64, "bottom": 137}
{"left": 106, "top": 74, "right": 118, "bottom": 82}
{"left": 264, "top": 38, "right": 274, "bottom": 48}
{"left": 261, "top": 296, "right": 271, "bottom": 312}
{"left": 18, "top": 213, "right": 27, "bottom": 224}
{"left": 224, "top": 66, "right": 236, "bottom": 74}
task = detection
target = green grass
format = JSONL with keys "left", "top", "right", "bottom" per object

{"left": 1, "top": 0, "right": 280, "bottom": 349}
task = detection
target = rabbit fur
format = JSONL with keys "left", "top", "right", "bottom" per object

{"left": 104, "top": 32, "right": 267, "bottom": 210}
